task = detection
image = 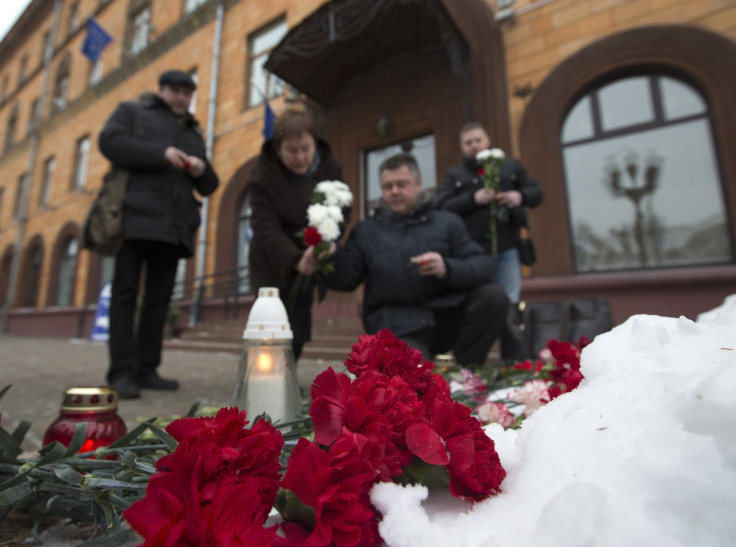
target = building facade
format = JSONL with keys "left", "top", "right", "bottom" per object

{"left": 1, "top": 0, "right": 735, "bottom": 338}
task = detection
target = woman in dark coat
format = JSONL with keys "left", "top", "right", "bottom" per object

{"left": 247, "top": 106, "right": 343, "bottom": 359}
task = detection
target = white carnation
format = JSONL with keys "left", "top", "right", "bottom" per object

{"left": 324, "top": 204, "right": 344, "bottom": 223}
{"left": 307, "top": 203, "right": 330, "bottom": 226}
{"left": 316, "top": 217, "right": 340, "bottom": 241}
{"left": 476, "top": 148, "right": 505, "bottom": 162}
{"left": 316, "top": 180, "right": 353, "bottom": 208}
{"left": 476, "top": 149, "right": 493, "bottom": 162}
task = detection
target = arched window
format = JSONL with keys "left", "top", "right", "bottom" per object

{"left": 57, "top": 237, "right": 78, "bottom": 306}
{"left": 24, "top": 245, "right": 43, "bottom": 307}
{"left": 237, "top": 195, "right": 252, "bottom": 294}
{"left": 561, "top": 74, "right": 732, "bottom": 272}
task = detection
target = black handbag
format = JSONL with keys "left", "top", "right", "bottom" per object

{"left": 517, "top": 236, "right": 536, "bottom": 266}
{"left": 500, "top": 296, "right": 615, "bottom": 362}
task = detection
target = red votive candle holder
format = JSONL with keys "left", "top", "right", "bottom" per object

{"left": 43, "top": 386, "right": 127, "bottom": 453}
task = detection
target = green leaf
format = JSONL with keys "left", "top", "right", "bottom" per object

{"left": 0, "top": 384, "right": 11, "bottom": 401}
{"left": 65, "top": 422, "right": 90, "bottom": 456}
{"left": 106, "top": 420, "right": 153, "bottom": 449}
{"left": 396, "top": 458, "right": 450, "bottom": 489}
{"left": 0, "top": 427, "right": 22, "bottom": 461}
{"left": 146, "top": 423, "right": 177, "bottom": 452}
{"left": 10, "top": 419, "right": 31, "bottom": 445}
{"left": 52, "top": 463, "right": 85, "bottom": 486}
{"left": 34, "top": 441, "right": 68, "bottom": 466}
{"left": 82, "top": 476, "right": 146, "bottom": 491}
{"left": 274, "top": 488, "right": 316, "bottom": 528}
{"left": 185, "top": 397, "right": 202, "bottom": 417}
{"left": 0, "top": 480, "right": 32, "bottom": 505}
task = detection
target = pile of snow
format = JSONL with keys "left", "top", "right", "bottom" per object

{"left": 372, "top": 297, "right": 736, "bottom": 546}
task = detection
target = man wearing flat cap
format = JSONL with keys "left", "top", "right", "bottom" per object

{"left": 98, "top": 69, "right": 219, "bottom": 399}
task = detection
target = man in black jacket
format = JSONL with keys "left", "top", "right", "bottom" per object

{"left": 99, "top": 70, "right": 219, "bottom": 398}
{"left": 320, "top": 153, "right": 508, "bottom": 367}
{"left": 435, "top": 122, "right": 543, "bottom": 304}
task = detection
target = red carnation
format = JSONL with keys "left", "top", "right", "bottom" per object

{"left": 413, "top": 398, "right": 506, "bottom": 502}
{"left": 303, "top": 226, "right": 322, "bottom": 247}
{"left": 125, "top": 408, "right": 285, "bottom": 544}
{"left": 477, "top": 167, "right": 485, "bottom": 176}
{"left": 345, "top": 329, "right": 443, "bottom": 400}
{"left": 281, "top": 437, "right": 380, "bottom": 547}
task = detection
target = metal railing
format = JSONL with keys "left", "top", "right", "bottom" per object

{"left": 170, "top": 265, "right": 252, "bottom": 325}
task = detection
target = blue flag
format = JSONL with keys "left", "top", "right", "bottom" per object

{"left": 262, "top": 98, "right": 275, "bottom": 140}
{"left": 81, "top": 18, "right": 112, "bottom": 62}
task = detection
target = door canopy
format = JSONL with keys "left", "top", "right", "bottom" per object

{"left": 265, "top": 0, "right": 469, "bottom": 104}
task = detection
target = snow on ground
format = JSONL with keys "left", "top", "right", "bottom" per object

{"left": 372, "top": 296, "right": 736, "bottom": 547}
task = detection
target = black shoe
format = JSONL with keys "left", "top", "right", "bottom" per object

{"left": 138, "top": 372, "right": 179, "bottom": 391}
{"left": 110, "top": 376, "right": 141, "bottom": 399}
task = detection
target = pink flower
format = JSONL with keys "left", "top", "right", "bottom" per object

{"left": 458, "top": 367, "right": 487, "bottom": 395}
{"left": 509, "top": 380, "right": 551, "bottom": 416}
{"left": 476, "top": 401, "right": 515, "bottom": 428}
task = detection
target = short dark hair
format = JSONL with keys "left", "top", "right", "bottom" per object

{"left": 459, "top": 121, "right": 487, "bottom": 138}
{"left": 158, "top": 70, "right": 196, "bottom": 90}
{"left": 272, "top": 106, "right": 317, "bottom": 150}
{"left": 379, "top": 153, "right": 421, "bottom": 181}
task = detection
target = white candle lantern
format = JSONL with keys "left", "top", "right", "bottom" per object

{"left": 232, "top": 287, "right": 301, "bottom": 425}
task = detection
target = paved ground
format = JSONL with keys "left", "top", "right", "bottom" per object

{"left": 0, "top": 334, "right": 345, "bottom": 454}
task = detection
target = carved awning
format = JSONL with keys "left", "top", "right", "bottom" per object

{"left": 265, "top": 0, "right": 469, "bottom": 104}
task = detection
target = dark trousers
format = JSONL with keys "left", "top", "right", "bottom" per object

{"left": 107, "top": 240, "right": 180, "bottom": 383}
{"left": 399, "top": 284, "right": 509, "bottom": 368}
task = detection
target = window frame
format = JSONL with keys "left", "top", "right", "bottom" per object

{"left": 517, "top": 26, "right": 736, "bottom": 277}
{"left": 560, "top": 73, "right": 729, "bottom": 273}
{"left": 38, "top": 156, "right": 55, "bottom": 208}
{"left": 51, "top": 54, "right": 71, "bottom": 113}
{"left": 125, "top": 0, "right": 152, "bottom": 58}
{"left": 71, "top": 135, "right": 91, "bottom": 191}
{"left": 245, "top": 17, "right": 288, "bottom": 109}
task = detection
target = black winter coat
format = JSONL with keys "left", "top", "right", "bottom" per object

{"left": 324, "top": 197, "right": 495, "bottom": 337}
{"left": 98, "top": 93, "right": 219, "bottom": 257}
{"left": 248, "top": 138, "right": 343, "bottom": 291}
{"left": 434, "top": 156, "right": 542, "bottom": 253}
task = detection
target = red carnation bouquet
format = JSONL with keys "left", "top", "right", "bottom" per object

{"left": 125, "top": 330, "right": 506, "bottom": 546}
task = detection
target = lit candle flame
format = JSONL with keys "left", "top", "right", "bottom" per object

{"left": 256, "top": 351, "right": 273, "bottom": 373}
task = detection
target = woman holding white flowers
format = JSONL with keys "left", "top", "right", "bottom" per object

{"left": 248, "top": 106, "right": 347, "bottom": 360}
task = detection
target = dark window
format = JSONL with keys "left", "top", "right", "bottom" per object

{"left": 18, "top": 54, "right": 28, "bottom": 84}
{"left": 51, "top": 54, "right": 71, "bottom": 112}
{"left": 38, "top": 157, "right": 55, "bottom": 207}
{"left": 237, "top": 196, "right": 252, "bottom": 294}
{"left": 4, "top": 104, "right": 19, "bottom": 153}
{"left": 71, "top": 135, "right": 91, "bottom": 191}
{"left": 13, "top": 173, "right": 25, "bottom": 219}
{"left": 561, "top": 74, "right": 732, "bottom": 272}
{"left": 24, "top": 245, "right": 42, "bottom": 307}
{"left": 57, "top": 237, "right": 78, "bottom": 306}
{"left": 126, "top": 1, "right": 151, "bottom": 57}
{"left": 246, "top": 18, "right": 287, "bottom": 108}
{"left": 67, "top": 3, "right": 80, "bottom": 36}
